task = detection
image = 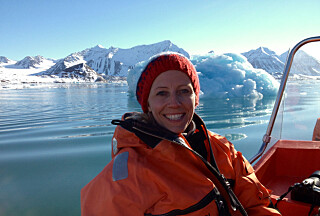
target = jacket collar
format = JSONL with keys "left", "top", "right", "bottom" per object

{"left": 111, "top": 112, "right": 207, "bottom": 149}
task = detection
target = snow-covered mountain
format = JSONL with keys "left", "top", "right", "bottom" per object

{"left": 44, "top": 40, "right": 189, "bottom": 77}
{"left": 15, "top": 56, "right": 40, "bottom": 68}
{"left": 53, "top": 63, "right": 106, "bottom": 82}
{"left": 14, "top": 55, "right": 54, "bottom": 69}
{"left": 242, "top": 47, "right": 285, "bottom": 76}
{"left": 280, "top": 50, "right": 320, "bottom": 76}
{"left": 0, "top": 56, "right": 14, "bottom": 64}
{"left": 242, "top": 47, "right": 320, "bottom": 77}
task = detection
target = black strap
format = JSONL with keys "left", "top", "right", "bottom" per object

{"left": 112, "top": 118, "right": 178, "bottom": 148}
{"left": 275, "top": 182, "right": 320, "bottom": 216}
{"left": 275, "top": 183, "right": 298, "bottom": 209}
{"left": 192, "top": 113, "right": 220, "bottom": 173}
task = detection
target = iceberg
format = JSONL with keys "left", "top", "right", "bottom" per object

{"left": 127, "top": 52, "right": 279, "bottom": 99}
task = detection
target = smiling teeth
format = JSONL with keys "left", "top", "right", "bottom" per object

{"left": 166, "top": 114, "right": 183, "bottom": 120}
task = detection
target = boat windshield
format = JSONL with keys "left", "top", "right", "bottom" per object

{"left": 267, "top": 41, "right": 320, "bottom": 151}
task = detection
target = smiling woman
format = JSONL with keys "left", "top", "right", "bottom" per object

{"left": 81, "top": 53, "right": 281, "bottom": 216}
{"left": 147, "top": 70, "right": 196, "bottom": 134}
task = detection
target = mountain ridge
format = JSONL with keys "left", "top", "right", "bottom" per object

{"left": 242, "top": 47, "right": 320, "bottom": 77}
{"left": 1, "top": 41, "right": 320, "bottom": 83}
{"left": 42, "top": 40, "right": 189, "bottom": 78}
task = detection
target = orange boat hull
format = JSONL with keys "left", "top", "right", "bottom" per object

{"left": 253, "top": 140, "right": 320, "bottom": 215}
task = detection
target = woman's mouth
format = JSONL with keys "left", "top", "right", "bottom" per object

{"left": 164, "top": 114, "right": 185, "bottom": 121}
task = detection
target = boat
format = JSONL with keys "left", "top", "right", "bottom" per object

{"left": 250, "top": 36, "right": 320, "bottom": 215}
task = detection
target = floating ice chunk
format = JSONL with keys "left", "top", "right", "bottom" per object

{"left": 193, "top": 53, "right": 279, "bottom": 99}
{"left": 127, "top": 52, "right": 279, "bottom": 99}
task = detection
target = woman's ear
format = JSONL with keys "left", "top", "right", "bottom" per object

{"left": 194, "top": 95, "right": 198, "bottom": 107}
{"left": 148, "top": 103, "right": 152, "bottom": 112}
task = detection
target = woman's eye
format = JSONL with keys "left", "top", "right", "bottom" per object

{"left": 156, "top": 91, "right": 167, "bottom": 96}
{"left": 180, "top": 89, "right": 190, "bottom": 94}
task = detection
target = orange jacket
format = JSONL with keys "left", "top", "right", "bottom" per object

{"left": 81, "top": 113, "right": 281, "bottom": 216}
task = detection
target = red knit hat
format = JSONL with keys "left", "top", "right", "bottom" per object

{"left": 136, "top": 53, "right": 200, "bottom": 113}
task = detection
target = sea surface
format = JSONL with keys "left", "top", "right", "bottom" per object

{"left": 0, "top": 80, "right": 319, "bottom": 215}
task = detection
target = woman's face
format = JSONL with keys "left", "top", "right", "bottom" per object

{"left": 148, "top": 70, "right": 196, "bottom": 134}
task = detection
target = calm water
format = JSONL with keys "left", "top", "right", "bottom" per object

{"left": 0, "top": 81, "right": 318, "bottom": 215}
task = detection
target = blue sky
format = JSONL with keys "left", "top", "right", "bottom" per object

{"left": 1, "top": 0, "right": 320, "bottom": 60}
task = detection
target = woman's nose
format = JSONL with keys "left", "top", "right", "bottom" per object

{"left": 168, "top": 93, "right": 181, "bottom": 107}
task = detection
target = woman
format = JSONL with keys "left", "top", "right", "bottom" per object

{"left": 81, "top": 53, "right": 281, "bottom": 215}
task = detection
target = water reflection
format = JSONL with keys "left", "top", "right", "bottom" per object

{"left": 127, "top": 94, "right": 143, "bottom": 111}
{"left": 224, "top": 133, "right": 247, "bottom": 141}
{"left": 197, "top": 96, "right": 275, "bottom": 131}
{"left": 272, "top": 80, "right": 320, "bottom": 141}
{"left": 0, "top": 84, "right": 128, "bottom": 216}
